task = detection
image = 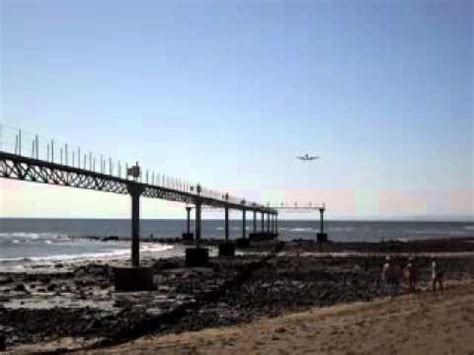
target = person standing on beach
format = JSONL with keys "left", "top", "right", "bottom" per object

{"left": 405, "top": 257, "right": 418, "bottom": 293}
{"left": 431, "top": 257, "right": 444, "bottom": 292}
{"left": 382, "top": 256, "right": 400, "bottom": 296}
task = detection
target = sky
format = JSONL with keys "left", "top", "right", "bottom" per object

{"left": 0, "top": 0, "right": 472, "bottom": 220}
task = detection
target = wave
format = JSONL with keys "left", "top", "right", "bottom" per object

{"left": 0, "top": 243, "right": 174, "bottom": 263}
{"left": 288, "top": 227, "right": 318, "bottom": 233}
{"left": 405, "top": 229, "right": 468, "bottom": 235}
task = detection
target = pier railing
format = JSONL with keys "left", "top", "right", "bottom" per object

{"left": 0, "top": 124, "right": 251, "bottom": 207}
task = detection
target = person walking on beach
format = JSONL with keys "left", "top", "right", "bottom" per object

{"left": 382, "top": 256, "right": 401, "bottom": 296}
{"left": 405, "top": 257, "right": 418, "bottom": 293}
{"left": 431, "top": 257, "right": 444, "bottom": 292}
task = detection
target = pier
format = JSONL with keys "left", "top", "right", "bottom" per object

{"left": 0, "top": 126, "right": 278, "bottom": 288}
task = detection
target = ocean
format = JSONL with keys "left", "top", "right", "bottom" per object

{"left": 0, "top": 218, "right": 473, "bottom": 266}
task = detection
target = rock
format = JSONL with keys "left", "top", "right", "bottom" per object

{"left": 14, "top": 284, "right": 27, "bottom": 292}
{"left": 101, "top": 236, "right": 120, "bottom": 242}
{"left": 0, "top": 333, "right": 5, "bottom": 351}
{"left": 0, "top": 276, "right": 12, "bottom": 285}
{"left": 47, "top": 284, "right": 58, "bottom": 292}
{"left": 55, "top": 263, "right": 64, "bottom": 268}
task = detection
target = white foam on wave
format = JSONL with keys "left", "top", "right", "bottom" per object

{"left": 289, "top": 227, "right": 318, "bottom": 233}
{"left": 0, "top": 232, "right": 67, "bottom": 240}
{"left": 0, "top": 243, "right": 174, "bottom": 263}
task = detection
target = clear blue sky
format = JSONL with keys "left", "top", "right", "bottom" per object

{"left": 0, "top": 0, "right": 472, "bottom": 219}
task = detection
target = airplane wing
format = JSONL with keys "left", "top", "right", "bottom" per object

{"left": 308, "top": 156, "right": 320, "bottom": 160}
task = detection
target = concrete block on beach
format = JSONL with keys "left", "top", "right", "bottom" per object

{"left": 317, "top": 233, "right": 328, "bottom": 243}
{"left": 218, "top": 242, "right": 236, "bottom": 257}
{"left": 113, "top": 267, "right": 155, "bottom": 291}
{"left": 185, "top": 247, "right": 209, "bottom": 267}
{"left": 235, "top": 238, "right": 250, "bottom": 248}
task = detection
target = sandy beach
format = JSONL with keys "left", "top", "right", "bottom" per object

{"left": 85, "top": 282, "right": 474, "bottom": 355}
{"left": 2, "top": 237, "right": 473, "bottom": 353}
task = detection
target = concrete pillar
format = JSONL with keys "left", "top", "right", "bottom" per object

{"left": 260, "top": 212, "right": 264, "bottom": 232}
{"left": 242, "top": 209, "right": 246, "bottom": 239}
{"left": 317, "top": 207, "right": 328, "bottom": 243}
{"left": 128, "top": 184, "right": 144, "bottom": 267}
{"left": 195, "top": 201, "right": 202, "bottom": 247}
{"left": 225, "top": 206, "right": 229, "bottom": 242}
{"left": 319, "top": 208, "right": 325, "bottom": 234}
{"left": 219, "top": 205, "right": 235, "bottom": 257}
{"left": 186, "top": 206, "right": 192, "bottom": 234}
{"left": 182, "top": 206, "right": 194, "bottom": 241}
{"left": 266, "top": 212, "right": 270, "bottom": 233}
{"left": 275, "top": 214, "right": 279, "bottom": 234}
{"left": 253, "top": 210, "right": 257, "bottom": 233}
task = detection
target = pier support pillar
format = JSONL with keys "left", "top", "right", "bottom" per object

{"left": 236, "top": 208, "right": 250, "bottom": 249}
{"left": 182, "top": 206, "right": 194, "bottom": 241}
{"left": 317, "top": 206, "right": 328, "bottom": 243}
{"left": 186, "top": 200, "right": 209, "bottom": 266}
{"left": 242, "top": 209, "right": 246, "bottom": 239}
{"left": 253, "top": 211, "right": 257, "bottom": 233}
{"left": 219, "top": 206, "right": 235, "bottom": 257}
{"left": 260, "top": 212, "right": 264, "bottom": 232}
{"left": 128, "top": 184, "right": 144, "bottom": 267}
{"left": 275, "top": 214, "right": 278, "bottom": 235}
{"left": 225, "top": 207, "right": 229, "bottom": 242}
{"left": 266, "top": 213, "right": 270, "bottom": 234}
{"left": 114, "top": 183, "right": 154, "bottom": 292}
{"left": 194, "top": 202, "right": 202, "bottom": 247}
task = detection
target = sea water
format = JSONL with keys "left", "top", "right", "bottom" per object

{"left": 0, "top": 218, "right": 472, "bottom": 266}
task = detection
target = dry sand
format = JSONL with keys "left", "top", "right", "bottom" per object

{"left": 83, "top": 283, "right": 474, "bottom": 355}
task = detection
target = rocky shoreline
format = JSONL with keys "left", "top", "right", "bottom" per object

{"left": 1, "top": 237, "right": 473, "bottom": 352}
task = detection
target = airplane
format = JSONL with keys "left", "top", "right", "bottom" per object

{"left": 297, "top": 154, "right": 320, "bottom": 161}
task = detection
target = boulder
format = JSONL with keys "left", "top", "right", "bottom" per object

{"left": 185, "top": 248, "right": 209, "bottom": 267}
{"left": 114, "top": 267, "right": 155, "bottom": 291}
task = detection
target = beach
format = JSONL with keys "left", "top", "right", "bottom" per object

{"left": 85, "top": 282, "right": 474, "bottom": 355}
{"left": 2, "top": 236, "right": 474, "bottom": 353}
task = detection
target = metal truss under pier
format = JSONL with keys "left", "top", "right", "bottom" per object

{"left": 0, "top": 151, "right": 275, "bottom": 212}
